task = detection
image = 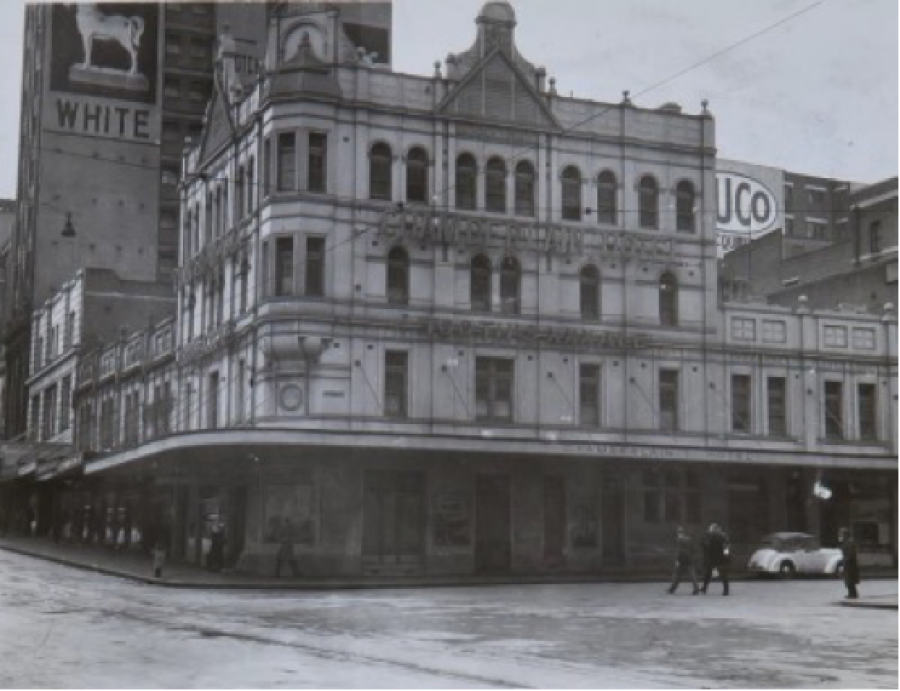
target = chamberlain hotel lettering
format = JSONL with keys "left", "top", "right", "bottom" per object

{"left": 425, "top": 318, "right": 649, "bottom": 351}
{"left": 47, "top": 4, "right": 159, "bottom": 141}
{"left": 380, "top": 209, "right": 674, "bottom": 261}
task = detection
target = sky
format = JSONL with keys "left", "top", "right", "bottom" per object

{"left": 0, "top": 0, "right": 895, "bottom": 199}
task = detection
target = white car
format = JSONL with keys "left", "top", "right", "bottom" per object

{"left": 747, "top": 532, "right": 843, "bottom": 578}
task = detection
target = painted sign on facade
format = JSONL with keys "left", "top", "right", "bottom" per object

{"left": 380, "top": 208, "right": 674, "bottom": 262}
{"left": 47, "top": 4, "right": 160, "bottom": 141}
{"left": 716, "top": 159, "right": 785, "bottom": 257}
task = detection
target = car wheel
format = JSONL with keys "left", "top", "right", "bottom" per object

{"left": 779, "top": 561, "right": 796, "bottom": 579}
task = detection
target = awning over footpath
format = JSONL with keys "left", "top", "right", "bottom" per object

{"left": 0, "top": 441, "right": 74, "bottom": 483}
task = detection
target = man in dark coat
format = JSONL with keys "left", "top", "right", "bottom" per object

{"left": 700, "top": 523, "right": 731, "bottom": 596}
{"left": 668, "top": 526, "right": 700, "bottom": 595}
{"left": 839, "top": 527, "right": 860, "bottom": 599}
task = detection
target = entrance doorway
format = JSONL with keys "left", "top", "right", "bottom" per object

{"left": 475, "top": 474, "right": 511, "bottom": 573}
{"left": 543, "top": 476, "right": 566, "bottom": 567}
{"left": 362, "top": 471, "right": 425, "bottom": 574}
{"left": 601, "top": 477, "right": 625, "bottom": 563}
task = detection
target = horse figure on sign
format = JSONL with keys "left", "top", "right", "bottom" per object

{"left": 73, "top": 4, "right": 145, "bottom": 76}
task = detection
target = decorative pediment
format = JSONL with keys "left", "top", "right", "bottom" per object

{"left": 438, "top": 48, "right": 558, "bottom": 129}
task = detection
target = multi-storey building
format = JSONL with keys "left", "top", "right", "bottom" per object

{"left": 34, "top": 2, "right": 897, "bottom": 577}
{"left": 722, "top": 177, "right": 897, "bottom": 311}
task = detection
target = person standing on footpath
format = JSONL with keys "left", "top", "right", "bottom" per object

{"left": 838, "top": 527, "right": 860, "bottom": 599}
{"left": 668, "top": 526, "right": 700, "bottom": 595}
{"left": 700, "top": 523, "right": 731, "bottom": 596}
{"left": 274, "top": 518, "right": 301, "bottom": 578}
{"left": 152, "top": 541, "right": 166, "bottom": 579}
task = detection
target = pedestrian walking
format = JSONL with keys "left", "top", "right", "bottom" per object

{"left": 207, "top": 523, "right": 225, "bottom": 573}
{"left": 152, "top": 541, "right": 166, "bottom": 579}
{"left": 838, "top": 527, "right": 860, "bottom": 599}
{"left": 668, "top": 526, "right": 700, "bottom": 595}
{"left": 274, "top": 518, "right": 300, "bottom": 578}
{"left": 700, "top": 523, "right": 731, "bottom": 596}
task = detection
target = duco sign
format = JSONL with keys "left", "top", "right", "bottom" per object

{"left": 717, "top": 172, "right": 778, "bottom": 234}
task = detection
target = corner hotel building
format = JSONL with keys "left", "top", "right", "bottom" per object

{"left": 66, "top": 2, "right": 896, "bottom": 576}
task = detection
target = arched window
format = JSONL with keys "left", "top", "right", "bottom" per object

{"left": 499, "top": 256, "right": 520, "bottom": 314}
{"left": 514, "top": 161, "right": 535, "bottom": 217}
{"left": 369, "top": 142, "right": 392, "bottom": 200}
{"left": 486, "top": 157, "right": 507, "bottom": 213}
{"left": 470, "top": 254, "right": 491, "bottom": 311}
{"left": 659, "top": 272, "right": 678, "bottom": 326}
{"left": 676, "top": 181, "right": 695, "bottom": 232}
{"left": 639, "top": 175, "right": 659, "bottom": 229}
{"left": 405, "top": 147, "right": 428, "bottom": 204}
{"left": 386, "top": 246, "right": 409, "bottom": 305}
{"left": 561, "top": 166, "right": 582, "bottom": 221}
{"left": 579, "top": 264, "right": 600, "bottom": 320}
{"left": 456, "top": 153, "right": 477, "bottom": 210}
{"left": 597, "top": 171, "right": 617, "bottom": 224}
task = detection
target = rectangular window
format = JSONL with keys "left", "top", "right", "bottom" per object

{"left": 807, "top": 220, "right": 827, "bottom": 240}
{"left": 767, "top": 376, "right": 786, "bottom": 436}
{"left": 29, "top": 395, "right": 40, "bottom": 441}
{"left": 808, "top": 188, "right": 826, "bottom": 212}
{"left": 43, "top": 385, "right": 57, "bottom": 439}
{"left": 731, "top": 317, "right": 756, "bottom": 341}
{"left": 659, "top": 369, "right": 679, "bottom": 432}
{"left": 207, "top": 372, "right": 219, "bottom": 430}
{"left": 579, "top": 363, "right": 600, "bottom": 427}
{"left": 307, "top": 132, "right": 327, "bottom": 193}
{"left": 784, "top": 217, "right": 794, "bottom": 236}
{"left": 824, "top": 325, "right": 848, "bottom": 348}
{"left": 60, "top": 376, "right": 71, "bottom": 432}
{"left": 731, "top": 374, "right": 751, "bottom": 433}
{"left": 276, "top": 132, "right": 296, "bottom": 191}
{"left": 235, "top": 361, "right": 245, "bottom": 423}
{"left": 784, "top": 184, "right": 793, "bottom": 209}
{"left": 762, "top": 320, "right": 787, "bottom": 344}
{"left": 305, "top": 237, "right": 325, "bottom": 297}
{"left": 475, "top": 357, "right": 514, "bottom": 422}
{"left": 824, "top": 381, "right": 843, "bottom": 440}
{"left": 384, "top": 351, "right": 408, "bottom": 418}
{"left": 858, "top": 383, "right": 877, "bottom": 441}
{"left": 869, "top": 220, "right": 882, "bottom": 254}
{"left": 274, "top": 237, "right": 294, "bottom": 296}
{"left": 263, "top": 139, "right": 271, "bottom": 195}
{"left": 852, "top": 327, "right": 876, "bottom": 350}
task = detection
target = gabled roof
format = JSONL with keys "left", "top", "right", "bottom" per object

{"left": 438, "top": 46, "right": 559, "bottom": 129}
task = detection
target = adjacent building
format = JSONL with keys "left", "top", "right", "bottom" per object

{"left": 722, "top": 177, "right": 898, "bottom": 312}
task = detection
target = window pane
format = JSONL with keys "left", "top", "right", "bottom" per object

{"left": 471, "top": 255, "right": 491, "bottom": 312}
{"left": 385, "top": 351, "right": 408, "bottom": 418}
{"left": 824, "top": 381, "right": 843, "bottom": 440}
{"left": 731, "top": 374, "right": 751, "bottom": 432}
{"left": 515, "top": 161, "right": 535, "bottom": 217}
{"left": 456, "top": 154, "right": 477, "bottom": 210}
{"left": 499, "top": 257, "right": 519, "bottom": 314}
{"left": 370, "top": 143, "right": 392, "bottom": 200}
{"left": 639, "top": 176, "right": 658, "bottom": 229}
{"left": 676, "top": 181, "right": 695, "bottom": 232}
{"left": 659, "top": 369, "right": 679, "bottom": 431}
{"left": 659, "top": 273, "right": 678, "bottom": 326}
{"left": 406, "top": 148, "right": 428, "bottom": 203}
{"left": 858, "top": 383, "right": 877, "bottom": 440}
{"left": 277, "top": 132, "right": 296, "bottom": 191}
{"left": 561, "top": 167, "right": 581, "bottom": 221}
{"left": 308, "top": 132, "right": 327, "bottom": 193}
{"left": 486, "top": 158, "right": 506, "bottom": 213}
{"left": 275, "top": 237, "right": 294, "bottom": 296}
{"left": 580, "top": 265, "right": 599, "bottom": 320}
{"left": 579, "top": 364, "right": 600, "bottom": 426}
{"left": 387, "top": 247, "right": 409, "bottom": 305}
{"left": 597, "top": 171, "right": 616, "bottom": 224}
{"left": 305, "top": 237, "right": 325, "bottom": 297}
{"left": 767, "top": 377, "right": 786, "bottom": 436}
